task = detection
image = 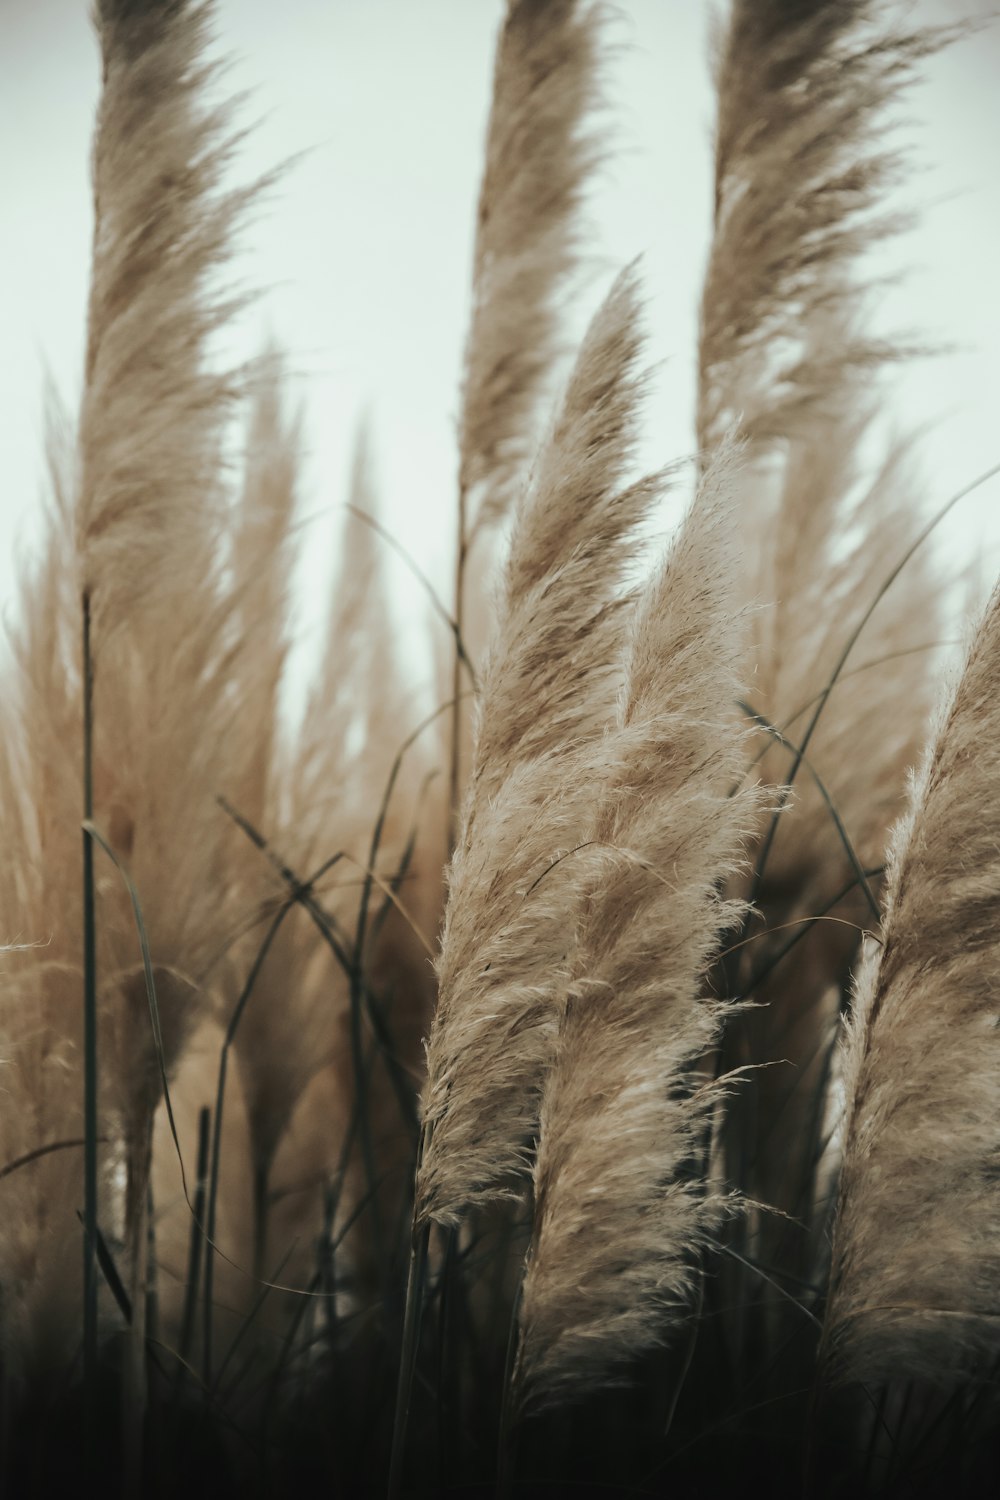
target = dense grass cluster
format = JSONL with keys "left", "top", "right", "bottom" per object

{"left": 1, "top": 2, "right": 998, "bottom": 1496}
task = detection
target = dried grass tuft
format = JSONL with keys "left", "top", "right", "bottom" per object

{"left": 515, "top": 441, "right": 766, "bottom": 1402}
{"left": 823, "top": 585, "right": 1000, "bottom": 1387}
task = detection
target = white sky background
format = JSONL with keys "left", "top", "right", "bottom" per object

{"left": 1, "top": 0, "right": 998, "bottom": 713}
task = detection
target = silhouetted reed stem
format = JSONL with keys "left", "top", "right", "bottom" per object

{"left": 81, "top": 589, "right": 99, "bottom": 1458}
{"left": 449, "top": 483, "right": 468, "bottom": 856}
{"left": 203, "top": 904, "right": 289, "bottom": 1384}
{"left": 387, "top": 1214, "right": 430, "bottom": 1500}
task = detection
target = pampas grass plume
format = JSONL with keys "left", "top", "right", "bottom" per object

{"left": 418, "top": 266, "right": 664, "bottom": 1227}
{"left": 821, "top": 586, "right": 1000, "bottom": 1387}
{"left": 460, "top": 0, "right": 604, "bottom": 544}
{"left": 514, "top": 441, "right": 765, "bottom": 1402}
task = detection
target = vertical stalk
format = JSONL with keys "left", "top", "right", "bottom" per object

{"left": 123, "top": 1118, "right": 152, "bottom": 1497}
{"left": 81, "top": 590, "right": 99, "bottom": 1456}
{"left": 177, "top": 1105, "right": 210, "bottom": 1377}
{"left": 202, "top": 1047, "right": 228, "bottom": 1386}
{"left": 252, "top": 1156, "right": 271, "bottom": 1287}
{"left": 348, "top": 966, "right": 384, "bottom": 1285}
{"left": 387, "top": 1218, "right": 430, "bottom": 1500}
{"left": 145, "top": 1179, "right": 159, "bottom": 1349}
{"left": 495, "top": 1264, "right": 524, "bottom": 1500}
{"left": 435, "top": 1226, "right": 456, "bottom": 1491}
{"left": 202, "top": 903, "right": 288, "bottom": 1384}
{"left": 448, "top": 484, "right": 468, "bottom": 856}
{"left": 389, "top": 1119, "right": 433, "bottom": 1500}
{"left": 802, "top": 1352, "right": 825, "bottom": 1495}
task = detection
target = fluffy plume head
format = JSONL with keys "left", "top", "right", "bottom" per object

{"left": 0, "top": 0, "right": 274, "bottom": 1376}
{"left": 451, "top": 0, "right": 608, "bottom": 817}
{"left": 0, "top": 420, "right": 86, "bottom": 1375}
{"left": 418, "top": 266, "right": 665, "bottom": 1227}
{"left": 460, "top": 0, "right": 604, "bottom": 546}
{"left": 77, "top": 0, "right": 262, "bottom": 645}
{"left": 698, "top": 1, "right": 950, "bottom": 452}
{"left": 821, "top": 584, "right": 1000, "bottom": 1387}
{"left": 224, "top": 345, "right": 301, "bottom": 829}
{"left": 514, "top": 442, "right": 765, "bottom": 1404}
{"left": 75, "top": 0, "right": 273, "bottom": 1104}
{"left": 696, "top": 0, "right": 952, "bottom": 1287}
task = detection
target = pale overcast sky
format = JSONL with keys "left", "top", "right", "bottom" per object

{"left": 1, "top": 0, "right": 998, "bottom": 697}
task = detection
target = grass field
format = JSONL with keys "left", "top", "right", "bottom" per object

{"left": 1, "top": 2, "right": 998, "bottom": 1495}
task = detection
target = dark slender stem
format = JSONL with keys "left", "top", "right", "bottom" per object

{"left": 145, "top": 1179, "right": 158, "bottom": 1347}
{"left": 346, "top": 973, "right": 383, "bottom": 1285}
{"left": 252, "top": 1157, "right": 270, "bottom": 1287}
{"left": 0, "top": 1137, "right": 95, "bottom": 1182}
{"left": 202, "top": 1050, "right": 229, "bottom": 1387}
{"left": 736, "top": 702, "right": 880, "bottom": 922}
{"left": 211, "top": 1243, "right": 296, "bottom": 1400}
{"left": 663, "top": 1271, "right": 704, "bottom": 1440}
{"left": 344, "top": 502, "right": 476, "bottom": 689}
{"left": 203, "top": 904, "right": 290, "bottom": 1384}
{"left": 449, "top": 484, "right": 468, "bottom": 855}
{"left": 747, "top": 461, "right": 1000, "bottom": 912}
{"left": 742, "top": 866, "right": 884, "bottom": 995}
{"left": 496, "top": 1267, "right": 524, "bottom": 1500}
{"left": 81, "top": 590, "right": 99, "bottom": 1461}
{"left": 388, "top": 1218, "right": 430, "bottom": 1500}
{"left": 177, "top": 1106, "right": 210, "bottom": 1377}
{"left": 864, "top": 1385, "right": 890, "bottom": 1486}
{"left": 436, "top": 1226, "right": 456, "bottom": 1491}
{"left": 349, "top": 713, "right": 444, "bottom": 1286}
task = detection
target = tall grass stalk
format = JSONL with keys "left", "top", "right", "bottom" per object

{"left": 448, "top": 486, "right": 468, "bottom": 857}
{"left": 203, "top": 904, "right": 290, "bottom": 1385}
{"left": 387, "top": 1211, "right": 430, "bottom": 1500}
{"left": 81, "top": 589, "right": 98, "bottom": 1457}
{"left": 177, "top": 1107, "right": 211, "bottom": 1376}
